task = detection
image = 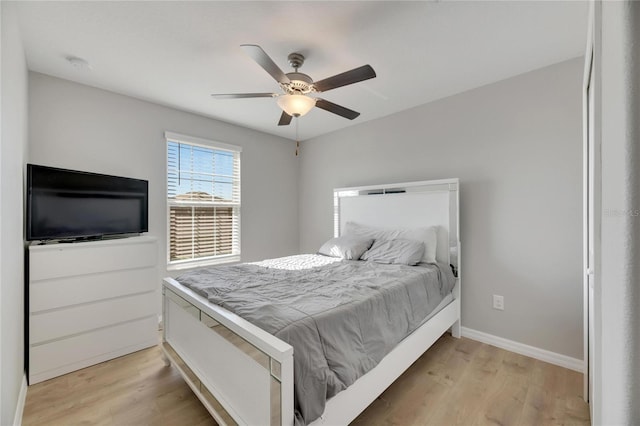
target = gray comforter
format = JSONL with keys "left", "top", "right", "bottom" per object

{"left": 175, "top": 254, "right": 455, "bottom": 425}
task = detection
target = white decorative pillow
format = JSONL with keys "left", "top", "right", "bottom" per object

{"left": 361, "top": 239, "right": 425, "bottom": 266}
{"left": 343, "top": 221, "right": 438, "bottom": 263}
{"left": 318, "top": 235, "right": 374, "bottom": 260}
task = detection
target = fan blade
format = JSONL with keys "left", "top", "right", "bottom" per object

{"left": 211, "top": 93, "right": 276, "bottom": 99}
{"left": 278, "top": 111, "right": 293, "bottom": 126}
{"left": 313, "top": 65, "right": 376, "bottom": 92}
{"left": 241, "top": 44, "right": 291, "bottom": 85}
{"left": 315, "top": 98, "right": 360, "bottom": 120}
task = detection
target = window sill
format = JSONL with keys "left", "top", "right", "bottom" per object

{"left": 167, "top": 255, "right": 241, "bottom": 271}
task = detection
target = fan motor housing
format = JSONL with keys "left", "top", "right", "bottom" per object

{"left": 282, "top": 72, "right": 314, "bottom": 94}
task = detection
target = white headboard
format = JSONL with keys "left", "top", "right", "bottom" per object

{"left": 333, "top": 179, "right": 459, "bottom": 266}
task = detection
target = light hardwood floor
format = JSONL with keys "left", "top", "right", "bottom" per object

{"left": 22, "top": 334, "right": 590, "bottom": 426}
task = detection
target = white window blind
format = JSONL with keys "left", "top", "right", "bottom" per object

{"left": 166, "top": 133, "right": 241, "bottom": 266}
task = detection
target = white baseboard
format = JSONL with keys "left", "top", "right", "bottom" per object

{"left": 461, "top": 327, "right": 584, "bottom": 372}
{"left": 13, "top": 374, "right": 27, "bottom": 426}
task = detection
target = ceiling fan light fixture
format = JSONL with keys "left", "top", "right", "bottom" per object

{"left": 212, "top": 45, "right": 376, "bottom": 126}
{"left": 277, "top": 94, "right": 316, "bottom": 117}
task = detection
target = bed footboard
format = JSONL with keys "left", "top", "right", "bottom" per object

{"left": 162, "top": 278, "right": 294, "bottom": 426}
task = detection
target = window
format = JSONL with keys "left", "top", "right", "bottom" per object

{"left": 166, "top": 132, "right": 241, "bottom": 267}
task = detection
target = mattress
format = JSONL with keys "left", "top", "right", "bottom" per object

{"left": 174, "top": 254, "right": 455, "bottom": 425}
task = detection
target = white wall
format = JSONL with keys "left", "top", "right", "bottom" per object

{"left": 0, "top": 2, "right": 28, "bottom": 424}
{"left": 28, "top": 73, "right": 299, "bottom": 279}
{"left": 299, "top": 58, "right": 584, "bottom": 359}
{"left": 596, "top": 1, "right": 640, "bottom": 422}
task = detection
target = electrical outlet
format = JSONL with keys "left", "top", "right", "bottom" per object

{"left": 493, "top": 294, "right": 504, "bottom": 310}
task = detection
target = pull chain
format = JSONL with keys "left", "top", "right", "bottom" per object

{"left": 295, "top": 117, "right": 299, "bottom": 157}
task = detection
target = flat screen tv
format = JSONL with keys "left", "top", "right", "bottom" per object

{"left": 27, "top": 164, "right": 149, "bottom": 242}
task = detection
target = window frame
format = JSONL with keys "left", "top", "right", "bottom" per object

{"left": 165, "top": 131, "right": 242, "bottom": 270}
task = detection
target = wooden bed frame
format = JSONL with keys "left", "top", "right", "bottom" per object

{"left": 161, "top": 178, "right": 461, "bottom": 426}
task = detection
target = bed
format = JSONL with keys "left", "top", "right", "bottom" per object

{"left": 161, "top": 178, "right": 461, "bottom": 426}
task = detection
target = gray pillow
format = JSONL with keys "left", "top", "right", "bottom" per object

{"left": 361, "top": 239, "right": 425, "bottom": 266}
{"left": 343, "top": 221, "right": 438, "bottom": 264}
{"left": 318, "top": 235, "right": 374, "bottom": 260}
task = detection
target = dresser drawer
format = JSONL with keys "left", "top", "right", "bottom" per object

{"left": 29, "top": 237, "right": 157, "bottom": 282}
{"left": 29, "top": 316, "right": 157, "bottom": 384}
{"left": 30, "top": 292, "right": 156, "bottom": 344}
{"left": 30, "top": 267, "right": 156, "bottom": 312}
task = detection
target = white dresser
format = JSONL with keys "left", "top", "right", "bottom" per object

{"left": 28, "top": 235, "right": 159, "bottom": 384}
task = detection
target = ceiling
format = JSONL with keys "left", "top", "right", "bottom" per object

{"left": 15, "top": 1, "right": 588, "bottom": 141}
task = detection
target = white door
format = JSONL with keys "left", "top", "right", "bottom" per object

{"left": 587, "top": 57, "right": 595, "bottom": 408}
{"left": 583, "top": 18, "right": 598, "bottom": 416}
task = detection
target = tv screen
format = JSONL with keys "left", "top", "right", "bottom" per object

{"left": 27, "top": 164, "right": 149, "bottom": 241}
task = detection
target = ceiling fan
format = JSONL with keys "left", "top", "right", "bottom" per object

{"left": 211, "top": 45, "right": 377, "bottom": 126}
